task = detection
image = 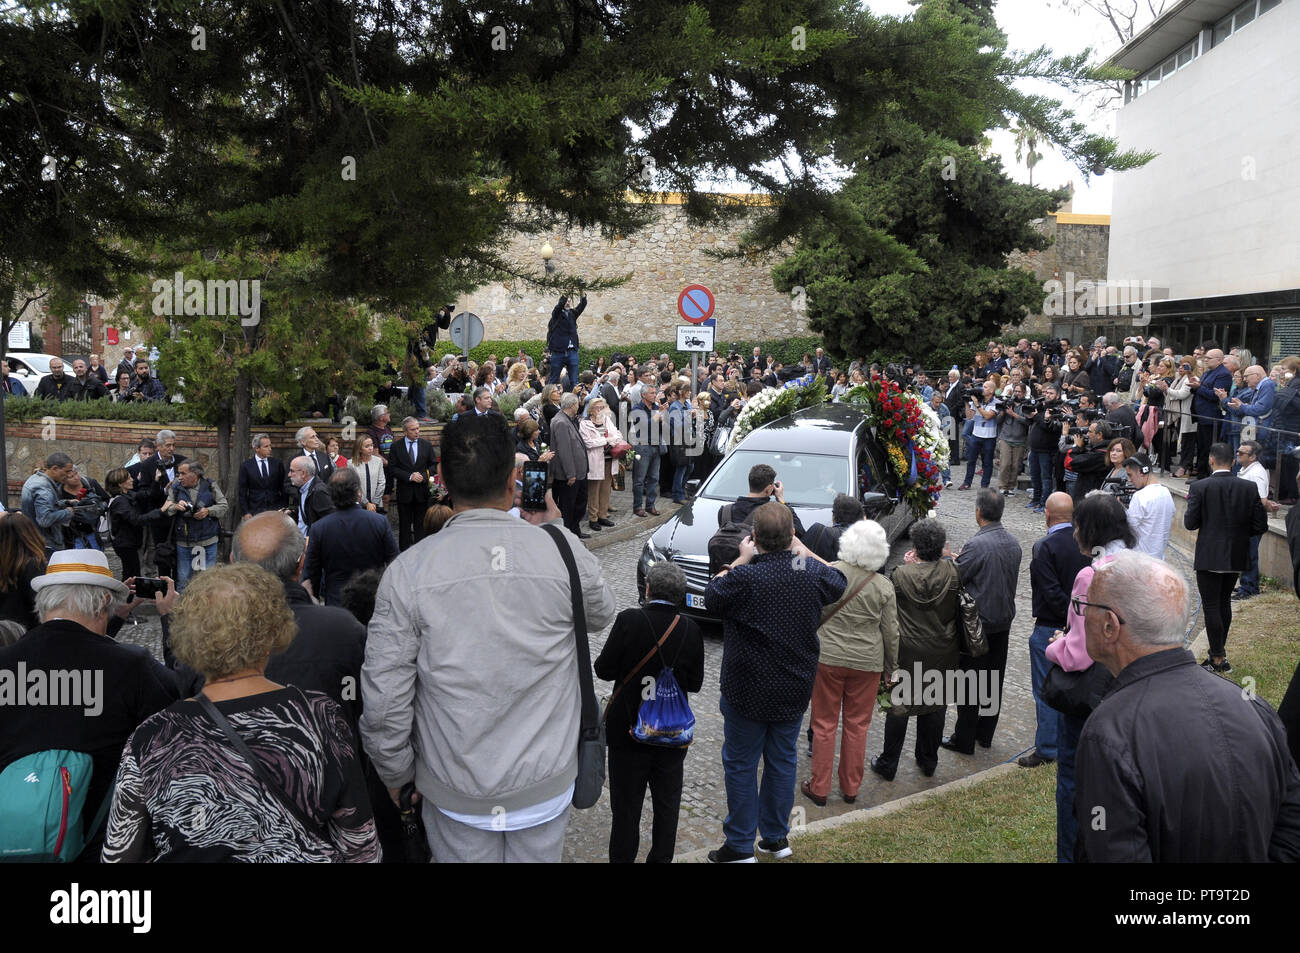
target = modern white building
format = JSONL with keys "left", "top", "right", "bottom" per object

{"left": 1099, "top": 0, "right": 1300, "bottom": 359}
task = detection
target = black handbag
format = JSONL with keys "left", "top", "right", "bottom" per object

{"left": 1042, "top": 662, "right": 1115, "bottom": 718}
{"left": 394, "top": 782, "right": 431, "bottom": 863}
{"left": 956, "top": 583, "right": 989, "bottom": 658}
{"left": 541, "top": 523, "right": 605, "bottom": 809}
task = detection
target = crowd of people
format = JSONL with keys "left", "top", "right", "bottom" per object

{"left": 2, "top": 347, "right": 170, "bottom": 403}
{"left": 3, "top": 324, "right": 1300, "bottom": 866}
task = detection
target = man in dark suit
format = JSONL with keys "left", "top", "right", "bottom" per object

{"left": 812, "top": 347, "right": 832, "bottom": 377}
{"left": 942, "top": 369, "right": 965, "bottom": 463}
{"left": 294, "top": 425, "right": 334, "bottom": 484}
{"left": 116, "top": 346, "right": 138, "bottom": 381}
{"left": 1189, "top": 348, "right": 1232, "bottom": 479}
{"left": 389, "top": 415, "right": 436, "bottom": 550}
{"left": 302, "top": 469, "right": 398, "bottom": 605}
{"left": 132, "top": 429, "right": 186, "bottom": 577}
{"left": 287, "top": 454, "right": 335, "bottom": 536}
{"left": 238, "top": 433, "right": 289, "bottom": 519}
{"left": 1185, "top": 442, "right": 1269, "bottom": 673}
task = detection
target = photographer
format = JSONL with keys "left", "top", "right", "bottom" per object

{"left": 1085, "top": 338, "right": 1119, "bottom": 397}
{"left": 995, "top": 383, "right": 1030, "bottom": 497}
{"left": 126, "top": 359, "right": 167, "bottom": 403}
{"left": 958, "top": 380, "right": 999, "bottom": 490}
{"left": 1062, "top": 419, "right": 1113, "bottom": 500}
{"left": 1123, "top": 452, "right": 1175, "bottom": 558}
{"left": 58, "top": 468, "right": 111, "bottom": 551}
{"left": 1026, "top": 384, "right": 1062, "bottom": 512}
{"left": 162, "top": 461, "right": 228, "bottom": 592}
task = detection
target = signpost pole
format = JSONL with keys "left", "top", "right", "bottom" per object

{"left": 690, "top": 353, "right": 699, "bottom": 398}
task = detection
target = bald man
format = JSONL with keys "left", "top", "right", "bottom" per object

{"left": 1189, "top": 348, "right": 1231, "bottom": 479}
{"left": 1022, "top": 492, "right": 1091, "bottom": 768}
{"left": 1228, "top": 364, "right": 1276, "bottom": 456}
{"left": 1076, "top": 551, "right": 1300, "bottom": 861}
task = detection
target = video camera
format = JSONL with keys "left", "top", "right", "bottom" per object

{"left": 1103, "top": 481, "right": 1136, "bottom": 508}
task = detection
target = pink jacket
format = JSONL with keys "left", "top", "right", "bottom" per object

{"left": 579, "top": 415, "right": 623, "bottom": 481}
{"left": 1045, "top": 566, "right": 1096, "bottom": 672}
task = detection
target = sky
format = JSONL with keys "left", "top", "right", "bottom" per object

{"left": 867, "top": 0, "right": 1146, "bottom": 214}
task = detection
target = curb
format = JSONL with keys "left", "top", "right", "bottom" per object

{"left": 585, "top": 498, "right": 681, "bottom": 551}
{"left": 673, "top": 761, "right": 1021, "bottom": 863}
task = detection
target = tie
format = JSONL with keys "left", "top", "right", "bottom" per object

{"left": 260, "top": 459, "right": 268, "bottom": 480}
{"left": 408, "top": 440, "right": 416, "bottom": 459}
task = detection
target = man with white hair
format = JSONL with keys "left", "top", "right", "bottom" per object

{"left": 1102, "top": 392, "right": 1137, "bottom": 440}
{"left": 1075, "top": 550, "right": 1300, "bottom": 861}
{"left": 549, "top": 392, "right": 590, "bottom": 538}
{"left": 294, "top": 425, "right": 334, "bottom": 483}
{"left": 0, "top": 551, "right": 180, "bottom": 860}
{"left": 1188, "top": 347, "right": 1231, "bottom": 479}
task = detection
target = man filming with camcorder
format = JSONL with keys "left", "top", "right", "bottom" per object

{"left": 1062, "top": 419, "right": 1112, "bottom": 501}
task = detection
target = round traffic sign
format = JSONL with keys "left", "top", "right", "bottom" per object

{"left": 449, "top": 312, "right": 484, "bottom": 351}
{"left": 677, "top": 284, "right": 715, "bottom": 324}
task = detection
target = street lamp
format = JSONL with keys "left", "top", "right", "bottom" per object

{"left": 541, "top": 242, "right": 555, "bottom": 275}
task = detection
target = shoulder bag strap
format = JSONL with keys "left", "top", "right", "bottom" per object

{"left": 820, "top": 572, "right": 873, "bottom": 626}
{"left": 194, "top": 692, "right": 329, "bottom": 840}
{"left": 604, "top": 612, "right": 680, "bottom": 721}
{"left": 541, "top": 524, "right": 599, "bottom": 736}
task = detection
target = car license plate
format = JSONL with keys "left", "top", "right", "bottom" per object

{"left": 686, "top": 593, "right": 706, "bottom": 609}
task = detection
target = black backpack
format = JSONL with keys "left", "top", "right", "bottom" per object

{"left": 707, "top": 503, "right": 756, "bottom": 576}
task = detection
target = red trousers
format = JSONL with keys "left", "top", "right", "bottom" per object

{"left": 809, "top": 664, "right": 882, "bottom": 799}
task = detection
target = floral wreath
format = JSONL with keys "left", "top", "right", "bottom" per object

{"left": 725, "top": 374, "right": 829, "bottom": 451}
{"left": 841, "top": 378, "right": 946, "bottom": 517}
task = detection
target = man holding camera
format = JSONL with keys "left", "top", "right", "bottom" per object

{"left": 162, "top": 460, "right": 228, "bottom": 592}
{"left": 996, "top": 383, "right": 1030, "bottom": 497}
{"left": 1064, "top": 419, "right": 1112, "bottom": 500}
{"left": 1085, "top": 337, "right": 1119, "bottom": 398}
{"left": 958, "top": 380, "right": 999, "bottom": 491}
{"left": 1025, "top": 384, "right": 1061, "bottom": 512}
{"left": 127, "top": 359, "right": 167, "bottom": 402}
{"left": 1124, "top": 452, "right": 1175, "bottom": 558}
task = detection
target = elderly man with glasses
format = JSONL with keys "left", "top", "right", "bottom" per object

{"left": 1074, "top": 550, "right": 1300, "bottom": 862}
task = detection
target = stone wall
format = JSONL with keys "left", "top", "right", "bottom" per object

{"left": 456, "top": 200, "right": 809, "bottom": 346}
{"left": 1007, "top": 213, "right": 1110, "bottom": 337}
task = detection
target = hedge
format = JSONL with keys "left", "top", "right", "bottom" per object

{"left": 429, "top": 335, "right": 826, "bottom": 371}
{"left": 1, "top": 397, "right": 201, "bottom": 425}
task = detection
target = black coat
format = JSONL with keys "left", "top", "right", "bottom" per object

{"left": 288, "top": 477, "right": 335, "bottom": 532}
{"left": 266, "top": 581, "right": 369, "bottom": 731}
{"left": 108, "top": 493, "right": 161, "bottom": 550}
{"left": 238, "top": 455, "right": 289, "bottom": 516}
{"left": 593, "top": 604, "right": 704, "bottom": 751}
{"left": 1077, "top": 648, "right": 1300, "bottom": 862}
{"left": 302, "top": 505, "right": 398, "bottom": 606}
{"left": 389, "top": 436, "right": 436, "bottom": 505}
{"left": 546, "top": 294, "right": 586, "bottom": 352}
{"left": 33, "top": 374, "right": 78, "bottom": 400}
{"left": 131, "top": 452, "right": 187, "bottom": 541}
{"left": 1184, "top": 470, "right": 1269, "bottom": 572}
{"left": 1029, "top": 524, "right": 1091, "bottom": 628}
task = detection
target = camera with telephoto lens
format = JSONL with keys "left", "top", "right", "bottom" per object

{"left": 1103, "top": 481, "right": 1136, "bottom": 508}
{"left": 1069, "top": 425, "right": 1090, "bottom": 438}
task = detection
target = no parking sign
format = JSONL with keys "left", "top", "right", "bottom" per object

{"left": 677, "top": 284, "right": 715, "bottom": 327}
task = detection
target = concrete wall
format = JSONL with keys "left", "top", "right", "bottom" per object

{"left": 1108, "top": 0, "right": 1300, "bottom": 299}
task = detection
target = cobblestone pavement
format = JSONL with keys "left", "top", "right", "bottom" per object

{"left": 561, "top": 480, "right": 1074, "bottom": 863}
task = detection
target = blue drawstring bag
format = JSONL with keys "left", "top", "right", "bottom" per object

{"left": 632, "top": 662, "right": 695, "bottom": 748}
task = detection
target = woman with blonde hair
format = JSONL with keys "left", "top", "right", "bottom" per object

{"left": 802, "top": 517, "right": 898, "bottom": 806}
{"left": 580, "top": 397, "right": 623, "bottom": 532}
{"left": 102, "top": 561, "right": 380, "bottom": 862}
{"left": 505, "top": 360, "right": 531, "bottom": 397}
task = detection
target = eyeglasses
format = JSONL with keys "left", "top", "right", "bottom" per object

{"left": 1237, "top": 449, "right": 1254, "bottom": 457}
{"left": 1071, "top": 596, "right": 1125, "bottom": 626}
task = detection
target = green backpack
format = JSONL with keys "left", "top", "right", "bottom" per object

{"left": 0, "top": 750, "right": 111, "bottom": 862}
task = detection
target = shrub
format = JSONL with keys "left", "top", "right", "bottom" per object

{"left": 1, "top": 397, "right": 200, "bottom": 424}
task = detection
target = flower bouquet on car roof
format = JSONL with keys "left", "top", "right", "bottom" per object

{"left": 841, "top": 375, "right": 944, "bottom": 518}
{"left": 725, "top": 373, "right": 828, "bottom": 452}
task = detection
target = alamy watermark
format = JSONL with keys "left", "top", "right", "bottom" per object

{"left": 152, "top": 270, "right": 261, "bottom": 325}
{"left": 887, "top": 662, "right": 1000, "bottom": 715}
{"left": 1043, "top": 272, "right": 1154, "bottom": 325}
{"left": 0, "top": 663, "right": 103, "bottom": 716}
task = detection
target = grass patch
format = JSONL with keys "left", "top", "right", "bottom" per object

{"left": 1220, "top": 591, "right": 1300, "bottom": 707}
{"left": 790, "top": 765, "right": 1057, "bottom": 863}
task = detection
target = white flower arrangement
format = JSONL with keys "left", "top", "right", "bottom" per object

{"left": 913, "top": 399, "right": 949, "bottom": 470}
{"left": 726, "top": 387, "right": 784, "bottom": 451}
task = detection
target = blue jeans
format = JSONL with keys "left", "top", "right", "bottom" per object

{"left": 411, "top": 381, "right": 427, "bottom": 418}
{"left": 1239, "top": 534, "right": 1262, "bottom": 594}
{"left": 961, "top": 417, "right": 975, "bottom": 461}
{"left": 720, "top": 695, "right": 802, "bottom": 854}
{"left": 632, "top": 446, "right": 661, "bottom": 510}
{"left": 671, "top": 459, "right": 688, "bottom": 501}
{"left": 1028, "top": 625, "right": 1062, "bottom": 759}
{"left": 176, "top": 541, "right": 218, "bottom": 593}
{"left": 963, "top": 435, "right": 995, "bottom": 487}
{"left": 1057, "top": 711, "right": 1085, "bottom": 863}
{"left": 1028, "top": 449, "right": 1055, "bottom": 504}
{"left": 547, "top": 347, "right": 580, "bottom": 387}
